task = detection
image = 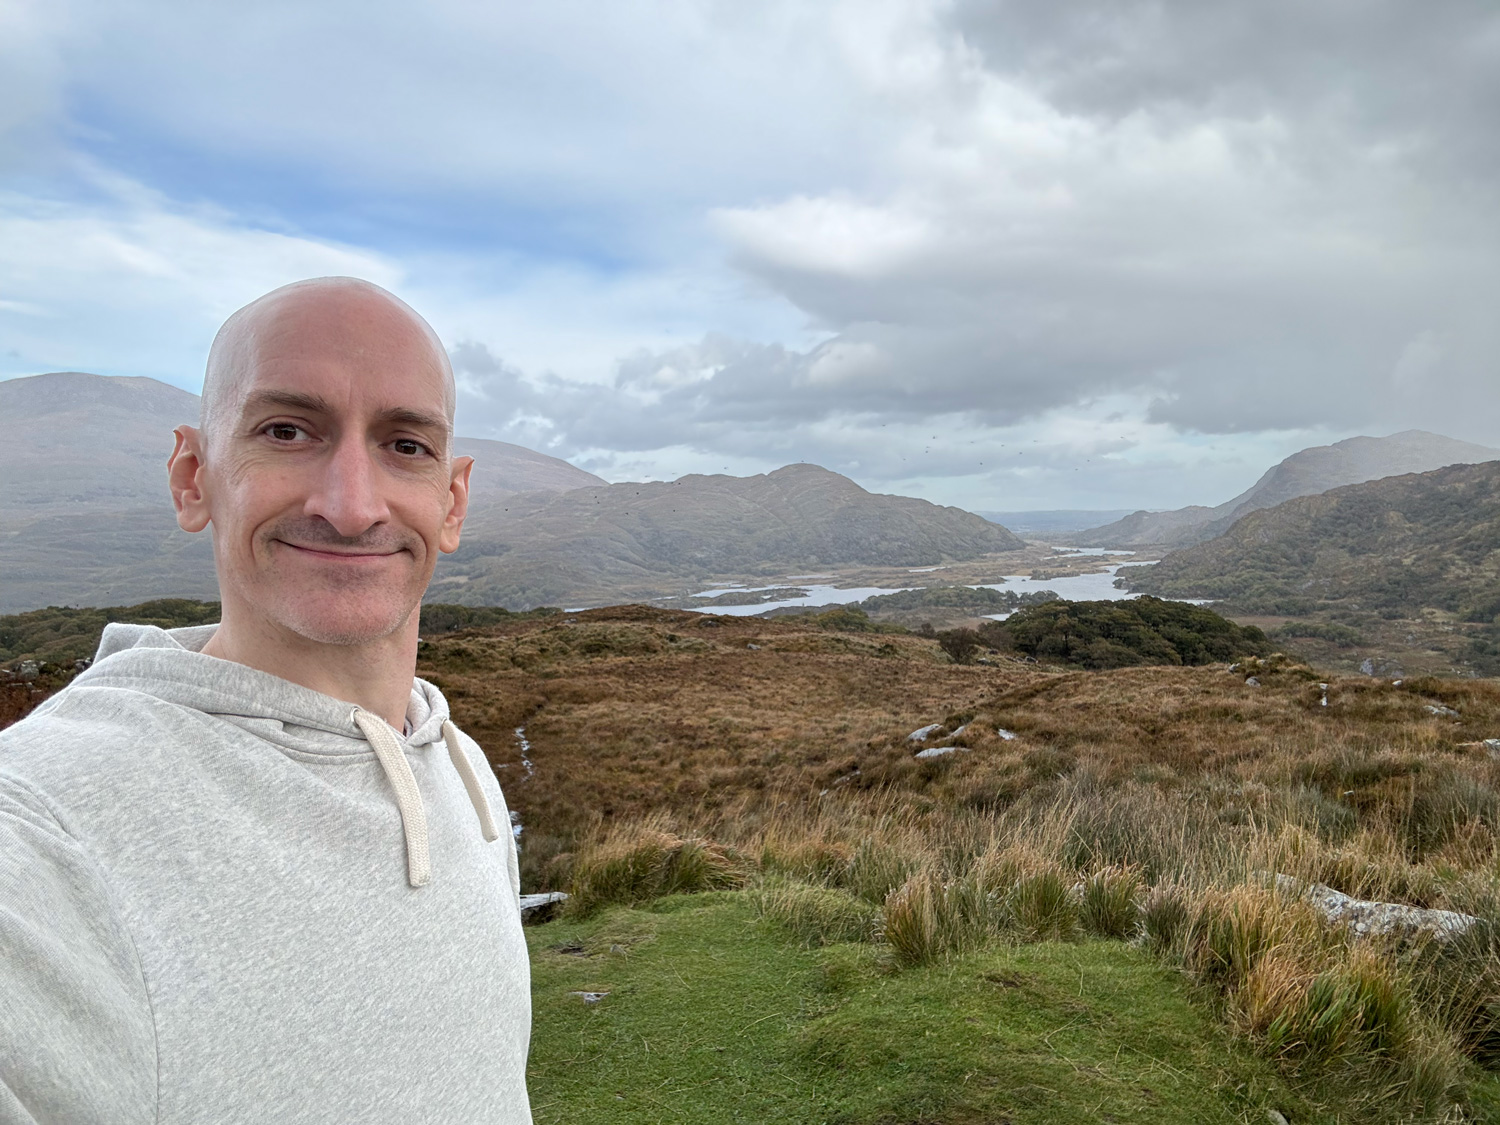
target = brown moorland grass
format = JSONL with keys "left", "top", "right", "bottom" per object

{"left": 418, "top": 605, "right": 1500, "bottom": 1118}
{"left": 416, "top": 604, "right": 1024, "bottom": 842}
{"left": 418, "top": 608, "right": 1500, "bottom": 880}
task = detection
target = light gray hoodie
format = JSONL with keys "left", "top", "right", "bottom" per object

{"left": 0, "top": 624, "right": 532, "bottom": 1123}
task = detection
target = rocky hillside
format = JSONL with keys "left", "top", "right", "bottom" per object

{"left": 435, "top": 464, "right": 1025, "bottom": 608}
{"left": 1071, "top": 431, "right": 1500, "bottom": 549}
{"left": 1120, "top": 460, "right": 1500, "bottom": 618}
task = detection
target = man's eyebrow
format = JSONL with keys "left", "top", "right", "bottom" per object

{"left": 241, "top": 389, "right": 334, "bottom": 417}
{"left": 240, "top": 392, "right": 450, "bottom": 433}
{"left": 377, "top": 407, "right": 451, "bottom": 432}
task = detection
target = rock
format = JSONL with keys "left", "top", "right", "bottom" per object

{"left": 1425, "top": 703, "right": 1460, "bottom": 717}
{"left": 1245, "top": 676, "right": 1260, "bottom": 687}
{"left": 915, "top": 745, "right": 971, "bottom": 759}
{"left": 519, "top": 891, "right": 569, "bottom": 923}
{"left": 746, "top": 643, "right": 761, "bottom": 650}
{"left": 568, "top": 991, "right": 610, "bottom": 1004}
{"left": 1361, "top": 658, "right": 1376, "bottom": 675}
{"left": 1486, "top": 739, "right": 1500, "bottom": 758}
{"left": 996, "top": 728, "right": 1018, "bottom": 741}
{"left": 906, "top": 723, "right": 944, "bottom": 742}
{"left": 18, "top": 660, "right": 39, "bottom": 681}
{"left": 1269, "top": 874, "right": 1477, "bottom": 942}
{"left": 1266, "top": 1110, "right": 1290, "bottom": 1125}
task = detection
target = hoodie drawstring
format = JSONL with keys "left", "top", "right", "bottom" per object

{"left": 352, "top": 709, "right": 499, "bottom": 888}
{"left": 442, "top": 719, "right": 501, "bottom": 844}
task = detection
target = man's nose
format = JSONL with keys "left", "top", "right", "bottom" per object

{"left": 304, "top": 436, "right": 390, "bottom": 536}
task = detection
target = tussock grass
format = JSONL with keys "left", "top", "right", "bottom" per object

{"left": 1079, "top": 865, "right": 1144, "bottom": 938}
{"left": 1142, "top": 881, "right": 1190, "bottom": 952}
{"left": 758, "top": 836, "right": 853, "bottom": 885}
{"left": 1009, "top": 866, "right": 1078, "bottom": 943}
{"left": 565, "top": 820, "right": 748, "bottom": 916}
{"left": 754, "top": 879, "right": 878, "bottom": 946}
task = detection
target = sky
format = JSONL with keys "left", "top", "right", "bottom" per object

{"left": 3, "top": 0, "right": 1498, "bottom": 513}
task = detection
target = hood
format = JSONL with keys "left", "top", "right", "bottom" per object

{"left": 79, "top": 622, "right": 451, "bottom": 753}
{"left": 73, "top": 622, "right": 499, "bottom": 887}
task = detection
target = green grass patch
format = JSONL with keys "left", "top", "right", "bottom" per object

{"left": 527, "top": 890, "right": 1322, "bottom": 1124}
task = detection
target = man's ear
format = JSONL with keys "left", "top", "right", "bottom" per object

{"left": 168, "top": 425, "right": 212, "bottom": 533}
{"left": 438, "top": 455, "right": 473, "bottom": 553}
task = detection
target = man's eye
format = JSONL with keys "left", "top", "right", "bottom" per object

{"left": 393, "top": 439, "right": 427, "bottom": 456}
{"left": 267, "top": 424, "right": 303, "bottom": 441}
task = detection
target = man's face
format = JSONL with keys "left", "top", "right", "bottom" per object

{"left": 174, "top": 290, "right": 470, "bottom": 646}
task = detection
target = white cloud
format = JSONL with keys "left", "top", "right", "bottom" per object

{"left": 717, "top": 196, "right": 933, "bottom": 280}
{"left": 0, "top": 173, "right": 400, "bottom": 383}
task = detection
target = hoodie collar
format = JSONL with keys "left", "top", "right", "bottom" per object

{"left": 78, "top": 622, "right": 450, "bottom": 749}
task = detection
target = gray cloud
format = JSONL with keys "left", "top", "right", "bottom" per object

{"left": 951, "top": 0, "right": 1500, "bottom": 178}
{"left": 692, "top": 0, "right": 1500, "bottom": 441}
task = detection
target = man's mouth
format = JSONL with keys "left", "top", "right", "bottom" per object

{"left": 279, "top": 541, "right": 404, "bottom": 560}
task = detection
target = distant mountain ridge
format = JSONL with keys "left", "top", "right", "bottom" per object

{"left": 1069, "top": 431, "right": 1500, "bottom": 549}
{"left": 975, "top": 510, "right": 1135, "bottom": 536}
{"left": 1120, "top": 460, "right": 1500, "bottom": 619}
{"left": 0, "top": 372, "right": 1022, "bottom": 613}
{"left": 436, "top": 464, "right": 1024, "bottom": 608}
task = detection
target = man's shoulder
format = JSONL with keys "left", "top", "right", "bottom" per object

{"left": 0, "top": 680, "right": 201, "bottom": 796}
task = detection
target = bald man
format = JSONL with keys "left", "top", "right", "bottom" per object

{"left": 0, "top": 279, "right": 533, "bottom": 1123}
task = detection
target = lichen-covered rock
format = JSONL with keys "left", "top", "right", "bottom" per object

{"left": 1271, "top": 874, "right": 1477, "bottom": 941}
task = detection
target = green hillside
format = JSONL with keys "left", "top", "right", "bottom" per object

{"left": 1122, "top": 461, "right": 1500, "bottom": 620}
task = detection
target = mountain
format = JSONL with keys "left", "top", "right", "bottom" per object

{"left": 0, "top": 373, "right": 1021, "bottom": 613}
{"left": 1, "top": 371, "right": 202, "bottom": 515}
{"left": 433, "top": 464, "right": 1026, "bottom": 608}
{"left": 1119, "top": 460, "right": 1500, "bottom": 618}
{"left": 1070, "top": 431, "right": 1500, "bottom": 549}
{"left": 0, "top": 372, "right": 604, "bottom": 613}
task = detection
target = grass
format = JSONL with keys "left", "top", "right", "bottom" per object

{"left": 565, "top": 820, "right": 751, "bottom": 916}
{"left": 528, "top": 892, "right": 1323, "bottom": 1124}
{"left": 401, "top": 606, "right": 1500, "bottom": 1116}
